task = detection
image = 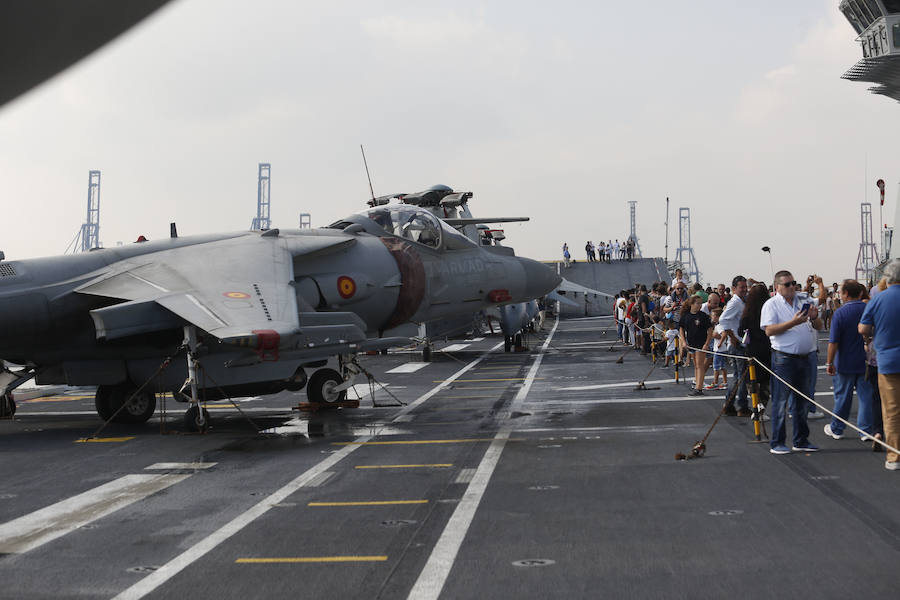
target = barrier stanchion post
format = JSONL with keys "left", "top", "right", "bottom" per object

{"left": 748, "top": 360, "right": 763, "bottom": 441}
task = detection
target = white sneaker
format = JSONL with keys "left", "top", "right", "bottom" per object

{"left": 807, "top": 412, "right": 825, "bottom": 420}
{"left": 824, "top": 423, "right": 843, "bottom": 440}
{"left": 886, "top": 461, "right": 900, "bottom": 471}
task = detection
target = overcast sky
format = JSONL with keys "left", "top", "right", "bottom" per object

{"left": 1, "top": 0, "right": 897, "bottom": 287}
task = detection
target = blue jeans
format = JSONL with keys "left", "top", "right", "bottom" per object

{"left": 616, "top": 321, "right": 624, "bottom": 341}
{"left": 807, "top": 350, "right": 819, "bottom": 414}
{"left": 727, "top": 347, "right": 749, "bottom": 410}
{"left": 770, "top": 351, "right": 812, "bottom": 449}
{"left": 788, "top": 350, "right": 819, "bottom": 414}
{"left": 830, "top": 372, "right": 876, "bottom": 436}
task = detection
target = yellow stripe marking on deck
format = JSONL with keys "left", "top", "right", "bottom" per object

{"left": 449, "top": 386, "right": 511, "bottom": 390}
{"left": 23, "top": 395, "right": 94, "bottom": 403}
{"left": 74, "top": 437, "right": 136, "bottom": 443}
{"left": 308, "top": 500, "right": 427, "bottom": 506}
{"left": 236, "top": 556, "right": 387, "bottom": 563}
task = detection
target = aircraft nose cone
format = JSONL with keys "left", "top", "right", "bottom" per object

{"left": 518, "top": 258, "right": 561, "bottom": 299}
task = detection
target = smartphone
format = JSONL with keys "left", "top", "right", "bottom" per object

{"left": 800, "top": 303, "right": 810, "bottom": 315}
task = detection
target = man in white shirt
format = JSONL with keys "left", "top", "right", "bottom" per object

{"left": 614, "top": 293, "right": 627, "bottom": 343}
{"left": 760, "top": 270, "right": 823, "bottom": 454}
{"left": 719, "top": 276, "right": 749, "bottom": 416}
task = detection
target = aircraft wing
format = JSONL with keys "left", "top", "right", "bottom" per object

{"left": 76, "top": 234, "right": 306, "bottom": 349}
{"left": 546, "top": 290, "right": 579, "bottom": 308}
{"left": 555, "top": 278, "right": 615, "bottom": 300}
{"left": 442, "top": 217, "right": 529, "bottom": 227}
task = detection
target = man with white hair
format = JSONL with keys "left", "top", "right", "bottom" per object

{"left": 859, "top": 259, "right": 900, "bottom": 470}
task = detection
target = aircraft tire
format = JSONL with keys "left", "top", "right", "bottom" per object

{"left": 184, "top": 405, "right": 211, "bottom": 432}
{"left": 422, "top": 346, "right": 432, "bottom": 362}
{"left": 307, "top": 368, "right": 346, "bottom": 405}
{"left": 514, "top": 333, "right": 523, "bottom": 348}
{"left": 504, "top": 337, "right": 512, "bottom": 352}
{"left": 96, "top": 384, "right": 156, "bottom": 424}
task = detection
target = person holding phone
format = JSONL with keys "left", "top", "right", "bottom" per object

{"left": 760, "top": 270, "right": 824, "bottom": 455}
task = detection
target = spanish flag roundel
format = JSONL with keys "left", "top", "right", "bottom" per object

{"left": 337, "top": 276, "right": 356, "bottom": 299}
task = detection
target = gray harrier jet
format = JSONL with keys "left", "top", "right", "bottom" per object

{"left": 0, "top": 205, "right": 559, "bottom": 429}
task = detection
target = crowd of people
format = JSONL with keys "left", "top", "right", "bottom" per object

{"left": 611, "top": 261, "right": 900, "bottom": 469}
{"left": 561, "top": 239, "right": 636, "bottom": 267}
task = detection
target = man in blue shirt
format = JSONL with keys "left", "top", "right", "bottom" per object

{"left": 859, "top": 259, "right": 900, "bottom": 470}
{"left": 824, "top": 280, "right": 875, "bottom": 440}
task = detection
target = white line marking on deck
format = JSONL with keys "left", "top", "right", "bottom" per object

{"left": 113, "top": 342, "right": 502, "bottom": 600}
{"left": 0, "top": 474, "right": 190, "bottom": 554}
{"left": 441, "top": 344, "right": 471, "bottom": 352}
{"left": 556, "top": 377, "right": 695, "bottom": 391}
{"left": 408, "top": 316, "right": 559, "bottom": 600}
{"left": 539, "top": 391, "right": 837, "bottom": 404}
{"left": 469, "top": 337, "right": 485, "bottom": 342}
{"left": 454, "top": 469, "right": 477, "bottom": 484}
{"left": 386, "top": 362, "right": 430, "bottom": 374}
{"left": 305, "top": 471, "right": 335, "bottom": 488}
{"left": 144, "top": 463, "right": 217, "bottom": 470}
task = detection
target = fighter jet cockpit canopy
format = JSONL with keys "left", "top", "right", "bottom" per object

{"left": 366, "top": 206, "right": 443, "bottom": 248}
{"left": 329, "top": 205, "right": 476, "bottom": 251}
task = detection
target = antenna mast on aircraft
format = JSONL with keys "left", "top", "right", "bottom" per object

{"left": 360, "top": 144, "right": 376, "bottom": 202}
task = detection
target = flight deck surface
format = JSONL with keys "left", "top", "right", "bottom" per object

{"left": 1, "top": 315, "right": 898, "bottom": 599}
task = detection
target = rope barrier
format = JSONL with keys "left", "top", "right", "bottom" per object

{"left": 683, "top": 343, "right": 900, "bottom": 456}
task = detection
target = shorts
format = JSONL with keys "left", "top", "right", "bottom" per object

{"left": 713, "top": 353, "right": 726, "bottom": 371}
{"left": 666, "top": 349, "right": 676, "bottom": 358}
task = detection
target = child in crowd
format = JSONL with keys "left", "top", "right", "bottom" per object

{"left": 664, "top": 319, "right": 678, "bottom": 368}
{"left": 707, "top": 307, "right": 728, "bottom": 390}
{"left": 651, "top": 315, "right": 666, "bottom": 361}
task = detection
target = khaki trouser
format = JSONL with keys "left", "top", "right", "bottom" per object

{"left": 879, "top": 372, "right": 900, "bottom": 464}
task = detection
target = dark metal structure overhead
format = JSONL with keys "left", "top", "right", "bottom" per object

{"left": 842, "top": 54, "right": 900, "bottom": 101}
{"left": 0, "top": 0, "right": 171, "bottom": 108}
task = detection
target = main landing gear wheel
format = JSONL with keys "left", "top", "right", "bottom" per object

{"left": 504, "top": 336, "right": 512, "bottom": 352}
{"left": 422, "top": 345, "right": 432, "bottom": 362}
{"left": 0, "top": 393, "right": 15, "bottom": 418}
{"left": 95, "top": 384, "right": 156, "bottom": 424}
{"left": 184, "top": 405, "right": 211, "bottom": 432}
{"left": 514, "top": 333, "right": 523, "bottom": 348}
{"left": 307, "top": 368, "right": 346, "bottom": 405}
